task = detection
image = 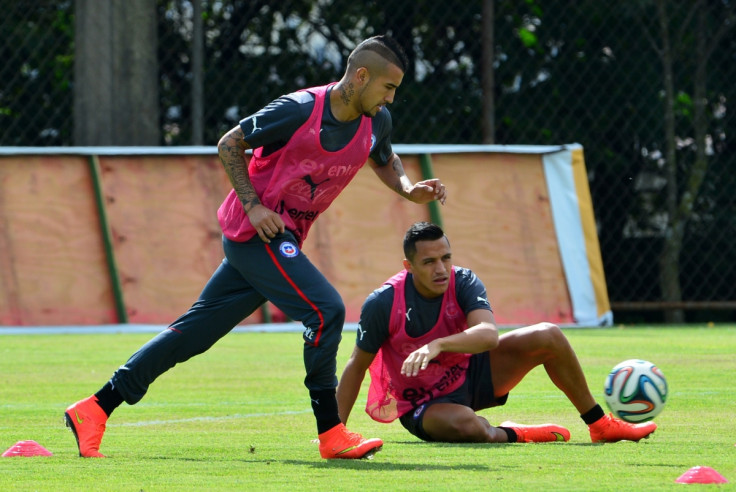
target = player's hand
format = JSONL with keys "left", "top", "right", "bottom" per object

{"left": 247, "top": 204, "right": 285, "bottom": 243}
{"left": 408, "top": 179, "right": 447, "bottom": 205}
{"left": 401, "top": 343, "right": 440, "bottom": 377}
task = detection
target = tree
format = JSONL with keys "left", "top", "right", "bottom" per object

{"left": 74, "top": 0, "right": 160, "bottom": 145}
{"left": 0, "top": 1, "right": 73, "bottom": 145}
{"left": 639, "top": 0, "right": 735, "bottom": 322}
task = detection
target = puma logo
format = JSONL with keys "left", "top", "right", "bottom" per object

{"left": 301, "top": 175, "right": 330, "bottom": 201}
{"left": 250, "top": 116, "right": 262, "bottom": 134}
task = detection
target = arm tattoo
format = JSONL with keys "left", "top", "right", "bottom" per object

{"left": 218, "top": 128, "right": 261, "bottom": 212}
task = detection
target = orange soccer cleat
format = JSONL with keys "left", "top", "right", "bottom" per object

{"left": 64, "top": 395, "right": 108, "bottom": 458}
{"left": 318, "top": 423, "right": 383, "bottom": 459}
{"left": 500, "top": 421, "right": 571, "bottom": 443}
{"left": 588, "top": 413, "right": 657, "bottom": 443}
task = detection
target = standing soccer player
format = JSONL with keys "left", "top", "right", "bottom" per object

{"left": 64, "top": 35, "right": 447, "bottom": 459}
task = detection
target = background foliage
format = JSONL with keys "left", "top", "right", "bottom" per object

{"left": 1, "top": 0, "right": 734, "bottom": 322}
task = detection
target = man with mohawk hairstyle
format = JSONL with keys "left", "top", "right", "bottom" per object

{"left": 64, "top": 35, "right": 447, "bottom": 460}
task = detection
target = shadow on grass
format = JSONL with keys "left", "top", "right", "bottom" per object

{"left": 136, "top": 440, "right": 612, "bottom": 472}
{"left": 392, "top": 440, "right": 607, "bottom": 447}
{"left": 282, "top": 459, "right": 494, "bottom": 471}
{"left": 137, "top": 455, "right": 492, "bottom": 471}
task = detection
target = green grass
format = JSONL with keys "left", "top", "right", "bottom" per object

{"left": 1, "top": 325, "right": 735, "bottom": 491}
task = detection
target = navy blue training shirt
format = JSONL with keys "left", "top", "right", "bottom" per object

{"left": 356, "top": 267, "right": 493, "bottom": 354}
{"left": 239, "top": 86, "right": 394, "bottom": 166}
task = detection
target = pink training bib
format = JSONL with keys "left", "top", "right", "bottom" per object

{"left": 218, "top": 84, "right": 373, "bottom": 246}
{"left": 366, "top": 268, "right": 470, "bottom": 423}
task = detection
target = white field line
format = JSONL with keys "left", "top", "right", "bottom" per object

{"left": 109, "top": 409, "right": 312, "bottom": 427}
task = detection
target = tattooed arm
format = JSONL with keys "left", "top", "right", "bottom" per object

{"left": 217, "top": 125, "right": 285, "bottom": 243}
{"left": 368, "top": 153, "right": 447, "bottom": 205}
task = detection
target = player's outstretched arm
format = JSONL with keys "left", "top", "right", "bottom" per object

{"left": 401, "top": 310, "right": 498, "bottom": 377}
{"left": 337, "top": 346, "right": 376, "bottom": 425}
{"left": 369, "top": 153, "right": 447, "bottom": 205}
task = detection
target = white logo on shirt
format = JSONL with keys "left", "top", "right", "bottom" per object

{"left": 250, "top": 116, "right": 262, "bottom": 134}
{"left": 477, "top": 296, "right": 489, "bottom": 305}
{"left": 405, "top": 308, "right": 413, "bottom": 322}
{"left": 357, "top": 324, "right": 366, "bottom": 340}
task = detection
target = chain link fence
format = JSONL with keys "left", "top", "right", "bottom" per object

{"left": 2, "top": 0, "right": 734, "bottom": 322}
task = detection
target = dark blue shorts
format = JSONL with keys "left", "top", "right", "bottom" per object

{"left": 398, "top": 351, "right": 509, "bottom": 441}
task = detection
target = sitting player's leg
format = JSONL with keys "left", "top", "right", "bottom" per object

{"left": 491, "top": 322, "right": 656, "bottom": 442}
{"left": 490, "top": 322, "right": 597, "bottom": 414}
{"left": 398, "top": 353, "right": 570, "bottom": 444}
{"left": 421, "top": 403, "right": 509, "bottom": 443}
{"left": 411, "top": 402, "right": 569, "bottom": 444}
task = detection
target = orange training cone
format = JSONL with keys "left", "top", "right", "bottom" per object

{"left": 675, "top": 466, "right": 728, "bottom": 484}
{"left": 2, "top": 440, "right": 53, "bottom": 457}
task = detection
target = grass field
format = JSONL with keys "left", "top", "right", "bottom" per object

{"left": 1, "top": 325, "right": 734, "bottom": 491}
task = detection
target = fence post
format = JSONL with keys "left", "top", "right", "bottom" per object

{"left": 88, "top": 155, "right": 128, "bottom": 323}
{"left": 419, "top": 153, "right": 443, "bottom": 228}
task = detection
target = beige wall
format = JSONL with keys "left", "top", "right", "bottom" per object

{"left": 0, "top": 152, "right": 572, "bottom": 327}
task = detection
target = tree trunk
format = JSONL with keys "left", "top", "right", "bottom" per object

{"left": 481, "top": 0, "right": 495, "bottom": 144}
{"left": 655, "top": 0, "right": 684, "bottom": 323}
{"left": 191, "top": 0, "right": 204, "bottom": 145}
{"left": 74, "top": 0, "right": 160, "bottom": 145}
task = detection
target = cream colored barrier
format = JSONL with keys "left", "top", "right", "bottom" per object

{"left": 0, "top": 145, "right": 609, "bottom": 327}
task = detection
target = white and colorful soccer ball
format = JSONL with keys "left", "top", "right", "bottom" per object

{"left": 603, "top": 359, "right": 667, "bottom": 423}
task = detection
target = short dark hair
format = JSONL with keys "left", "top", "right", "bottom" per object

{"left": 403, "top": 222, "right": 447, "bottom": 261}
{"left": 348, "top": 35, "right": 409, "bottom": 73}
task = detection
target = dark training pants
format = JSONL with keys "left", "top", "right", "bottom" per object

{"left": 111, "top": 232, "right": 344, "bottom": 405}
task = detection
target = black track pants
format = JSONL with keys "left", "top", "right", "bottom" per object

{"left": 111, "top": 232, "right": 344, "bottom": 404}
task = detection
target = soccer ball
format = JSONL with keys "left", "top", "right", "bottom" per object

{"left": 603, "top": 359, "right": 667, "bottom": 423}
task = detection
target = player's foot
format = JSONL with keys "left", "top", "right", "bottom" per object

{"left": 64, "top": 395, "right": 108, "bottom": 457}
{"left": 318, "top": 423, "right": 383, "bottom": 459}
{"left": 588, "top": 413, "right": 657, "bottom": 443}
{"left": 500, "top": 421, "right": 570, "bottom": 443}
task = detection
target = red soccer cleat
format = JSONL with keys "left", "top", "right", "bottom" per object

{"left": 318, "top": 423, "right": 383, "bottom": 459}
{"left": 64, "top": 395, "right": 108, "bottom": 458}
{"left": 588, "top": 413, "right": 657, "bottom": 443}
{"left": 500, "top": 421, "right": 571, "bottom": 443}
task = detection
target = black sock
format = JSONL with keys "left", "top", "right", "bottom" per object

{"left": 309, "top": 389, "right": 341, "bottom": 435}
{"left": 581, "top": 404, "right": 606, "bottom": 425}
{"left": 498, "top": 426, "right": 518, "bottom": 443}
{"left": 94, "top": 381, "right": 124, "bottom": 417}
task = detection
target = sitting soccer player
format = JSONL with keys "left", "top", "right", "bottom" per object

{"left": 336, "top": 221, "right": 657, "bottom": 444}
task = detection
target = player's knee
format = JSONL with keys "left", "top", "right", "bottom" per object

{"left": 319, "top": 296, "right": 346, "bottom": 326}
{"left": 301, "top": 293, "right": 345, "bottom": 332}
{"left": 538, "top": 321, "right": 561, "bottom": 336}
{"left": 536, "top": 322, "right": 569, "bottom": 350}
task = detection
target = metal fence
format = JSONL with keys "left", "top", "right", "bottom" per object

{"left": 2, "top": 0, "right": 735, "bottom": 322}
